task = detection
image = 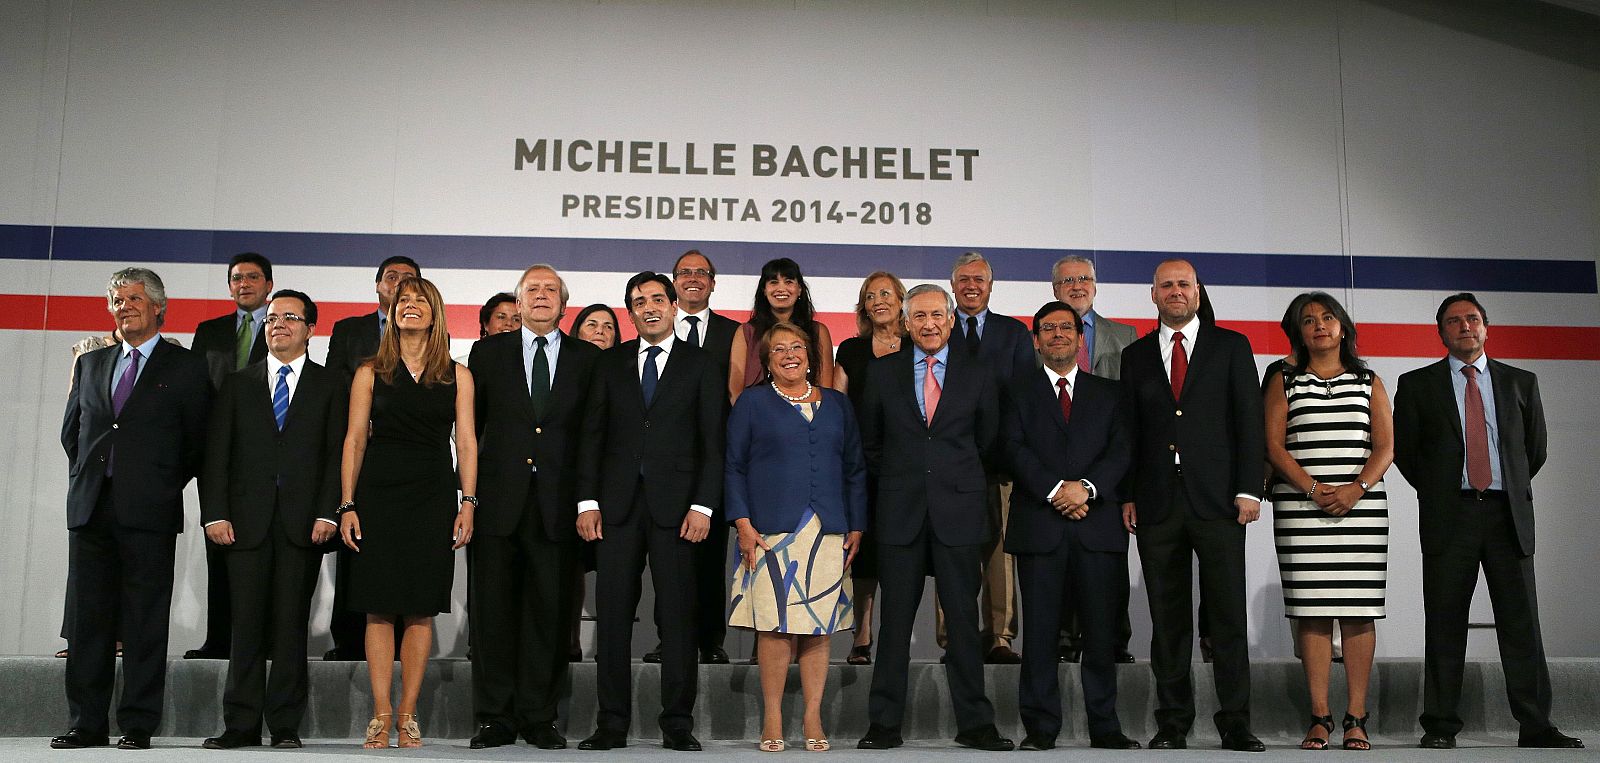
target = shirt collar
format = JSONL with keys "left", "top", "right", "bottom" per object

{"left": 914, "top": 343, "right": 950, "bottom": 366}
{"left": 1081, "top": 309, "right": 1097, "bottom": 329}
{"left": 679, "top": 307, "right": 710, "bottom": 325}
{"left": 522, "top": 324, "right": 561, "bottom": 350}
{"left": 639, "top": 333, "right": 676, "bottom": 355}
{"left": 267, "top": 351, "right": 307, "bottom": 379}
{"left": 1159, "top": 314, "right": 1202, "bottom": 344}
{"left": 1043, "top": 363, "right": 1079, "bottom": 391}
{"left": 1447, "top": 353, "right": 1489, "bottom": 375}
{"left": 122, "top": 333, "right": 162, "bottom": 359}
{"left": 238, "top": 305, "right": 267, "bottom": 325}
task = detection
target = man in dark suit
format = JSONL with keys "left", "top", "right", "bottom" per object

{"left": 198, "top": 290, "right": 346, "bottom": 750}
{"left": 1118, "top": 259, "right": 1265, "bottom": 752}
{"left": 941, "top": 251, "right": 1033, "bottom": 664}
{"left": 574, "top": 271, "right": 724, "bottom": 752}
{"left": 54, "top": 267, "right": 212, "bottom": 750}
{"left": 465, "top": 265, "right": 601, "bottom": 750}
{"left": 320, "top": 254, "right": 419, "bottom": 660}
{"left": 1052, "top": 254, "right": 1138, "bottom": 663}
{"left": 1003, "top": 301, "right": 1138, "bottom": 751}
{"left": 643, "top": 248, "right": 741, "bottom": 666}
{"left": 184, "top": 251, "right": 274, "bottom": 660}
{"left": 857, "top": 284, "right": 1012, "bottom": 752}
{"left": 1393, "top": 293, "right": 1582, "bottom": 750}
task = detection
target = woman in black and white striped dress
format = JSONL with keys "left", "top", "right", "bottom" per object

{"left": 1266, "top": 291, "right": 1394, "bottom": 752}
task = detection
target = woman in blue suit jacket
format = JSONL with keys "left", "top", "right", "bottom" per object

{"left": 726, "top": 322, "right": 867, "bottom": 752}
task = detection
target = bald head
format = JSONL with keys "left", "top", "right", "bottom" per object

{"left": 1151, "top": 259, "right": 1199, "bottom": 328}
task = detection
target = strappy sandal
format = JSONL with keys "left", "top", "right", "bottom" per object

{"left": 805, "top": 737, "right": 831, "bottom": 751}
{"left": 1300, "top": 714, "right": 1334, "bottom": 750}
{"left": 1342, "top": 712, "right": 1371, "bottom": 751}
{"left": 396, "top": 713, "right": 422, "bottom": 748}
{"left": 362, "top": 713, "right": 391, "bottom": 748}
{"left": 758, "top": 738, "right": 786, "bottom": 752}
{"left": 847, "top": 642, "right": 872, "bottom": 665}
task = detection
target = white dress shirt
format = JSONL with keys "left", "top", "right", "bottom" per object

{"left": 676, "top": 308, "right": 710, "bottom": 347}
{"left": 1042, "top": 364, "right": 1098, "bottom": 501}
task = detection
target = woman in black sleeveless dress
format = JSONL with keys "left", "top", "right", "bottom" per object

{"left": 339, "top": 276, "right": 477, "bottom": 749}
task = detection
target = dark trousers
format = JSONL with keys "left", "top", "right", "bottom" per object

{"left": 1060, "top": 553, "right": 1133, "bottom": 652}
{"left": 221, "top": 525, "right": 321, "bottom": 734}
{"left": 327, "top": 547, "right": 366, "bottom": 658}
{"left": 690, "top": 517, "right": 729, "bottom": 652}
{"left": 1018, "top": 534, "right": 1123, "bottom": 738}
{"left": 199, "top": 538, "right": 232, "bottom": 651}
{"left": 469, "top": 476, "right": 576, "bottom": 732}
{"left": 593, "top": 487, "right": 698, "bottom": 734}
{"left": 869, "top": 523, "right": 994, "bottom": 733}
{"left": 1136, "top": 482, "right": 1251, "bottom": 735}
{"left": 1421, "top": 492, "right": 1554, "bottom": 737}
{"left": 65, "top": 484, "right": 177, "bottom": 735}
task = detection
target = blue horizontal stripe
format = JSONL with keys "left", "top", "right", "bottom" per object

{"left": 1, "top": 224, "right": 1593, "bottom": 294}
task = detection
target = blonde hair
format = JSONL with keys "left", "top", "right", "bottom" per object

{"left": 854, "top": 271, "right": 908, "bottom": 338}
{"left": 370, "top": 276, "right": 456, "bottom": 387}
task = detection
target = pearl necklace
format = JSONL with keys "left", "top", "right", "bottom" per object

{"left": 771, "top": 380, "right": 813, "bottom": 402}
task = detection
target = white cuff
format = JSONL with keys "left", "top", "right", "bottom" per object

{"left": 1234, "top": 493, "right": 1260, "bottom": 504}
{"left": 1049, "top": 480, "right": 1066, "bottom": 500}
{"left": 202, "top": 520, "right": 226, "bottom": 528}
{"left": 577, "top": 500, "right": 599, "bottom": 514}
{"left": 315, "top": 518, "right": 339, "bottom": 527}
{"left": 689, "top": 504, "right": 713, "bottom": 518}
{"left": 1081, "top": 479, "right": 1098, "bottom": 500}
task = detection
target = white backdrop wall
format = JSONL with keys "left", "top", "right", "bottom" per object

{"left": 1, "top": 0, "right": 1596, "bottom": 660}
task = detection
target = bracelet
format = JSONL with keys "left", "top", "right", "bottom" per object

{"left": 1305, "top": 481, "right": 1318, "bottom": 499}
{"left": 460, "top": 495, "right": 479, "bottom": 507}
{"left": 1357, "top": 479, "right": 1370, "bottom": 492}
{"left": 337, "top": 500, "right": 355, "bottom": 515}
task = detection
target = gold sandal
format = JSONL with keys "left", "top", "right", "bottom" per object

{"left": 362, "top": 713, "right": 391, "bottom": 748}
{"left": 396, "top": 713, "right": 422, "bottom": 748}
{"left": 806, "top": 738, "right": 831, "bottom": 751}
{"left": 758, "top": 738, "right": 786, "bottom": 752}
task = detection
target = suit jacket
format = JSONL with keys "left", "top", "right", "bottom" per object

{"left": 324, "top": 311, "right": 381, "bottom": 378}
{"left": 577, "top": 338, "right": 725, "bottom": 527}
{"left": 470, "top": 330, "right": 601, "bottom": 540}
{"left": 724, "top": 385, "right": 867, "bottom": 535}
{"left": 948, "top": 309, "right": 1037, "bottom": 385}
{"left": 1393, "top": 357, "right": 1546, "bottom": 557}
{"left": 191, "top": 312, "right": 268, "bottom": 390}
{"left": 700, "top": 310, "right": 740, "bottom": 385}
{"left": 859, "top": 345, "right": 999, "bottom": 546}
{"left": 62, "top": 338, "right": 212, "bottom": 533}
{"left": 1089, "top": 311, "right": 1137, "bottom": 380}
{"left": 199, "top": 359, "right": 347, "bottom": 549}
{"left": 1119, "top": 324, "right": 1264, "bottom": 522}
{"left": 1003, "top": 369, "right": 1132, "bottom": 555}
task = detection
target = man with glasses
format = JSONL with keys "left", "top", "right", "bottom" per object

{"left": 186, "top": 252, "right": 275, "bottom": 660}
{"left": 1051, "top": 255, "right": 1138, "bottom": 665}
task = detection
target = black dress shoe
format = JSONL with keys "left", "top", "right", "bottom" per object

{"left": 642, "top": 645, "right": 663, "bottom": 663}
{"left": 578, "top": 729, "right": 628, "bottom": 750}
{"left": 1114, "top": 649, "right": 1136, "bottom": 663}
{"left": 1057, "top": 644, "right": 1081, "bottom": 663}
{"left": 857, "top": 724, "right": 903, "bottom": 749}
{"left": 469, "top": 724, "right": 517, "bottom": 749}
{"left": 201, "top": 730, "right": 261, "bottom": 749}
{"left": 269, "top": 732, "right": 303, "bottom": 749}
{"left": 700, "top": 646, "right": 729, "bottom": 664}
{"left": 524, "top": 724, "right": 566, "bottom": 750}
{"left": 985, "top": 645, "right": 1022, "bottom": 664}
{"left": 1220, "top": 730, "right": 1266, "bottom": 752}
{"left": 1418, "top": 732, "right": 1455, "bottom": 749}
{"left": 50, "top": 729, "right": 109, "bottom": 749}
{"left": 954, "top": 724, "right": 1015, "bottom": 751}
{"left": 1148, "top": 729, "right": 1187, "bottom": 749}
{"left": 183, "top": 646, "right": 228, "bottom": 659}
{"left": 117, "top": 730, "right": 153, "bottom": 750}
{"left": 322, "top": 648, "right": 362, "bottom": 661}
{"left": 662, "top": 729, "right": 702, "bottom": 751}
{"left": 1091, "top": 731, "right": 1142, "bottom": 749}
{"left": 1018, "top": 733, "right": 1056, "bottom": 750}
{"left": 1520, "top": 727, "right": 1584, "bottom": 748}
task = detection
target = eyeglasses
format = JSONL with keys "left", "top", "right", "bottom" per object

{"left": 769, "top": 343, "right": 808, "bottom": 356}
{"left": 675, "top": 268, "right": 713, "bottom": 279}
{"left": 1054, "top": 275, "right": 1095, "bottom": 285}
{"left": 263, "top": 313, "right": 307, "bottom": 326}
{"left": 1037, "top": 322, "right": 1078, "bottom": 334}
{"left": 229, "top": 272, "right": 266, "bottom": 283}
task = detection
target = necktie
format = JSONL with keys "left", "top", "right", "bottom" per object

{"left": 273, "top": 365, "right": 291, "bottom": 431}
{"left": 530, "top": 335, "right": 551, "bottom": 419}
{"left": 235, "top": 313, "right": 253, "bottom": 370}
{"left": 112, "top": 347, "right": 142, "bottom": 416}
{"left": 1169, "top": 331, "right": 1187, "bottom": 399}
{"left": 642, "top": 345, "right": 662, "bottom": 405}
{"left": 922, "top": 355, "right": 941, "bottom": 426}
{"left": 1076, "top": 341, "right": 1090, "bottom": 374}
{"left": 1463, "top": 365, "right": 1492, "bottom": 491}
{"left": 965, "top": 315, "right": 981, "bottom": 354}
{"left": 1057, "top": 377, "right": 1072, "bottom": 423}
{"left": 684, "top": 315, "right": 701, "bottom": 347}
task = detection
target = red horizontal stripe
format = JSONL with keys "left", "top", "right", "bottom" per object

{"left": 3, "top": 294, "right": 1596, "bottom": 361}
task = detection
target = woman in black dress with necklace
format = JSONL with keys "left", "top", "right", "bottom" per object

{"left": 339, "top": 276, "right": 477, "bottom": 749}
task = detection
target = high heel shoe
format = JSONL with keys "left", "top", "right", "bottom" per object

{"left": 362, "top": 713, "right": 392, "bottom": 748}
{"left": 806, "top": 737, "right": 831, "bottom": 751}
{"left": 396, "top": 713, "right": 422, "bottom": 748}
{"left": 758, "top": 738, "right": 786, "bottom": 752}
{"left": 847, "top": 641, "right": 872, "bottom": 666}
{"left": 1300, "top": 714, "right": 1333, "bottom": 750}
{"left": 1342, "top": 712, "right": 1371, "bottom": 751}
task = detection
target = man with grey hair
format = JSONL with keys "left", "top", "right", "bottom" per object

{"left": 1051, "top": 254, "right": 1138, "bottom": 664}
{"left": 54, "top": 267, "right": 212, "bottom": 750}
{"left": 942, "top": 251, "right": 1034, "bottom": 664}
{"left": 858, "top": 283, "right": 1011, "bottom": 751}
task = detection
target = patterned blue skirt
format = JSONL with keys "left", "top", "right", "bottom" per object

{"left": 728, "top": 509, "right": 854, "bottom": 635}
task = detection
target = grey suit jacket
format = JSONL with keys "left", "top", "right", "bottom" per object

{"left": 1089, "top": 311, "right": 1137, "bottom": 381}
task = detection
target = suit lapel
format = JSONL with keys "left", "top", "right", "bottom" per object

{"left": 1487, "top": 358, "right": 1517, "bottom": 455}
{"left": 930, "top": 351, "right": 967, "bottom": 430}
{"left": 1177, "top": 325, "right": 1223, "bottom": 402}
{"left": 545, "top": 332, "right": 583, "bottom": 421}
{"left": 894, "top": 349, "right": 924, "bottom": 426}
{"left": 251, "top": 362, "right": 280, "bottom": 429}
{"left": 1431, "top": 359, "right": 1464, "bottom": 444}
{"left": 1040, "top": 370, "right": 1071, "bottom": 438}
{"left": 121, "top": 339, "right": 174, "bottom": 412}
{"left": 507, "top": 335, "right": 539, "bottom": 422}
{"left": 648, "top": 341, "right": 689, "bottom": 410}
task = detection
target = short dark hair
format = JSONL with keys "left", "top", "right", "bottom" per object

{"left": 228, "top": 251, "right": 273, "bottom": 282}
{"left": 1283, "top": 291, "right": 1366, "bottom": 375}
{"left": 673, "top": 249, "right": 716, "bottom": 278}
{"left": 478, "top": 292, "right": 516, "bottom": 334}
{"left": 569, "top": 303, "right": 621, "bottom": 349}
{"left": 1031, "top": 301, "right": 1082, "bottom": 335}
{"left": 270, "top": 289, "right": 317, "bottom": 326}
{"left": 1435, "top": 292, "right": 1489, "bottom": 330}
{"left": 375, "top": 255, "right": 421, "bottom": 282}
{"left": 624, "top": 271, "right": 676, "bottom": 307}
